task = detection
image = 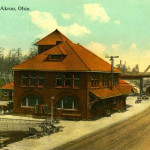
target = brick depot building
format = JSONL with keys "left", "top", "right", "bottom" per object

{"left": 13, "top": 29, "right": 133, "bottom": 120}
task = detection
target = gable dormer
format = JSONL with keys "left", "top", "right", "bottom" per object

{"left": 36, "top": 29, "right": 72, "bottom": 54}
{"left": 44, "top": 43, "right": 67, "bottom": 61}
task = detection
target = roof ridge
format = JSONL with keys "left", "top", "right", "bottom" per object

{"left": 57, "top": 29, "right": 72, "bottom": 43}
{"left": 57, "top": 30, "right": 64, "bottom": 42}
{"left": 66, "top": 41, "right": 91, "bottom": 71}
{"left": 57, "top": 45, "right": 64, "bottom": 54}
{"left": 78, "top": 44, "right": 120, "bottom": 73}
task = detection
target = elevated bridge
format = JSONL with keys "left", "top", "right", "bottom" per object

{"left": 120, "top": 73, "right": 150, "bottom": 94}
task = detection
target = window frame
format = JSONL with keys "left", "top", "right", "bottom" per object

{"left": 21, "top": 94, "right": 40, "bottom": 108}
{"left": 38, "top": 72, "right": 45, "bottom": 86}
{"left": 55, "top": 73, "right": 80, "bottom": 88}
{"left": 73, "top": 73, "right": 80, "bottom": 88}
{"left": 56, "top": 73, "right": 63, "bottom": 87}
{"left": 57, "top": 96, "right": 78, "bottom": 110}
{"left": 64, "top": 73, "right": 72, "bottom": 87}
{"left": 21, "top": 72, "right": 45, "bottom": 87}
{"left": 30, "top": 72, "right": 38, "bottom": 86}
{"left": 4, "top": 90, "right": 8, "bottom": 96}
{"left": 91, "top": 73, "right": 100, "bottom": 88}
{"left": 22, "top": 73, "right": 29, "bottom": 86}
{"left": 48, "top": 54, "right": 64, "bottom": 61}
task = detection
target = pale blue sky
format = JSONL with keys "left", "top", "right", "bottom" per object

{"left": 0, "top": 0, "right": 150, "bottom": 71}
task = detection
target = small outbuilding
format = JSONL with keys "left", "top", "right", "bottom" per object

{"left": 0, "top": 82, "right": 14, "bottom": 101}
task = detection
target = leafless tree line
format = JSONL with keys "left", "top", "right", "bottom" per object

{"left": 0, "top": 42, "right": 38, "bottom": 84}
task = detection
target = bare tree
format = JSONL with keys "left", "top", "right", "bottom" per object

{"left": 27, "top": 39, "right": 39, "bottom": 58}
{"left": 0, "top": 47, "right": 4, "bottom": 76}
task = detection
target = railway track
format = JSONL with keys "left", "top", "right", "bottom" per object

{"left": 54, "top": 107, "right": 150, "bottom": 150}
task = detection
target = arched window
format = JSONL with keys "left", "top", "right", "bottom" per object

{"left": 22, "top": 94, "right": 41, "bottom": 107}
{"left": 57, "top": 96, "right": 78, "bottom": 110}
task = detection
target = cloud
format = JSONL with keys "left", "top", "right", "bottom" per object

{"left": 29, "top": 11, "right": 58, "bottom": 32}
{"left": 131, "top": 42, "right": 137, "bottom": 49}
{"left": 29, "top": 11, "right": 91, "bottom": 37}
{"left": 83, "top": 3, "right": 110, "bottom": 23}
{"left": 112, "top": 44, "right": 119, "bottom": 51}
{"left": 59, "top": 23, "right": 91, "bottom": 37}
{"left": 86, "top": 41, "right": 106, "bottom": 58}
{"left": 111, "top": 44, "right": 120, "bottom": 55}
{"left": 61, "top": 13, "right": 71, "bottom": 19}
{"left": 114, "top": 20, "right": 120, "bottom": 25}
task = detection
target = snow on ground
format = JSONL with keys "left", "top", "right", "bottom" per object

{"left": 2, "top": 96, "right": 150, "bottom": 150}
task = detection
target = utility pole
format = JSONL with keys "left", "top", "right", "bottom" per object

{"left": 105, "top": 56, "right": 119, "bottom": 90}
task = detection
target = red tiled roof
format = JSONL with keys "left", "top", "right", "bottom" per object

{"left": 115, "top": 79, "right": 133, "bottom": 95}
{"left": 13, "top": 41, "right": 120, "bottom": 73}
{"left": 90, "top": 87, "right": 122, "bottom": 99}
{"left": 69, "top": 42, "right": 120, "bottom": 72}
{"left": 90, "top": 79, "right": 134, "bottom": 99}
{"left": 36, "top": 29, "right": 72, "bottom": 45}
{"left": 0, "top": 82, "right": 14, "bottom": 90}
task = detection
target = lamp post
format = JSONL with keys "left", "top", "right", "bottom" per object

{"left": 51, "top": 96, "right": 55, "bottom": 122}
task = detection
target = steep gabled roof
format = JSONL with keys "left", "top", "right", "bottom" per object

{"left": 36, "top": 29, "right": 72, "bottom": 45}
{"left": 13, "top": 41, "right": 120, "bottom": 73}
{"left": 0, "top": 82, "right": 14, "bottom": 90}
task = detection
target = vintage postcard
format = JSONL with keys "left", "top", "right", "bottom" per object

{"left": 0, "top": 0, "right": 150, "bottom": 150}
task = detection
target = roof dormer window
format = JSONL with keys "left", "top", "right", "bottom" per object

{"left": 56, "top": 41, "right": 62, "bottom": 45}
{"left": 51, "top": 54, "right": 61, "bottom": 59}
{"left": 48, "top": 54, "right": 65, "bottom": 61}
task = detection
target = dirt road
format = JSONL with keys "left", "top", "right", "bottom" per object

{"left": 54, "top": 107, "right": 150, "bottom": 150}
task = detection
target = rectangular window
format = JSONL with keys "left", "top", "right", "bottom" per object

{"left": 91, "top": 73, "right": 99, "bottom": 87}
{"left": 56, "top": 73, "right": 80, "bottom": 88}
{"left": 22, "top": 73, "right": 29, "bottom": 85}
{"left": 65, "top": 73, "right": 72, "bottom": 87}
{"left": 95, "top": 74, "right": 99, "bottom": 87}
{"left": 102, "top": 74, "right": 110, "bottom": 87}
{"left": 73, "top": 73, "right": 80, "bottom": 87}
{"left": 56, "top": 73, "right": 63, "bottom": 86}
{"left": 39, "top": 72, "right": 44, "bottom": 86}
{"left": 113, "top": 99, "right": 117, "bottom": 106}
{"left": 4, "top": 90, "right": 8, "bottom": 96}
{"left": 91, "top": 74, "right": 95, "bottom": 87}
{"left": 30, "top": 72, "right": 37, "bottom": 86}
{"left": 22, "top": 72, "right": 45, "bottom": 87}
{"left": 50, "top": 54, "right": 62, "bottom": 60}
